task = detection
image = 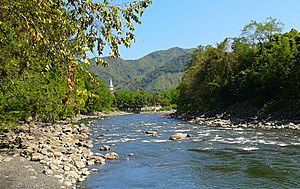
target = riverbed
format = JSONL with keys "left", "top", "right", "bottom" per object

{"left": 84, "top": 113, "right": 300, "bottom": 189}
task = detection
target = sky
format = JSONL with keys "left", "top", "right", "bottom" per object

{"left": 102, "top": 0, "right": 300, "bottom": 60}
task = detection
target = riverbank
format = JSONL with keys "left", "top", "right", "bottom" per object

{"left": 168, "top": 110, "right": 300, "bottom": 130}
{"left": 0, "top": 112, "right": 128, "bottom": 189}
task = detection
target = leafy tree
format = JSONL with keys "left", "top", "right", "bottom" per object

{"left": 177, "top": 18, "right": 300, "bottom": 118}
{"left": 241, "top": 17, "right": 284, "bottom": 45}
{"left": 0, "top": 0, "right": 151, "bottom": 124}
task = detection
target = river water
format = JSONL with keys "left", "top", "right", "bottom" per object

{"left": 85, "top": 113, "right": 300, "bottom": 189}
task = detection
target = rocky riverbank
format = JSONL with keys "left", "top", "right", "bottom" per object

{"left": 0, "top": 113, "right": 125, "bottom": 189}
{"left": 168, "top": 112, "right": 300, "bottom": 130}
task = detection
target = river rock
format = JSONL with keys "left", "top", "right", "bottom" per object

{"left": 64, "top": 170, "right": 79, "bottom": 179}
{"left": 18, "top": 124, "right": 30, "bottom": 133}
{"left": 75, "top": 161, "right": 86, "bottom": 169}
{"left": 86, "top": 160, "right": 94, "bottom": 166}
{"left": 44, "top": 169, "right": 54, "bottom": 175}
{"left": 81, "top": 168, "right": 90, "bottom": 176}
{"left": 53, "top": 151, "right": 63, "bottom": 157}
{"left": 31, "top": 153, "right": 44, "bottom": 161}
{"left": 26, "top": 135, "right": 35, "bottom": 140}
{"left": 91, "top": 168, "right": 98, "bottom": 172}
{"left": 104, "top": 152, "right": 119, "bottom": 160}
{"left": 169, "top": 133, "right": 190, "bottom": 140}
{"left": 145, "top": 131, "right": 158, "bottom": 137}
{"left": 94, "top": 156, "right": 105, "bottom": 164}
{"left": 26, "top": 116, "right": 33, "bottom": 123}
{"left": 99, "top": 145, "right": 110, "bottom": 151}
{"left": 63, "top": 165, "right": 71, "bottom": 171}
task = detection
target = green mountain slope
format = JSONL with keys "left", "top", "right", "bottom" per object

{"left": 90, "top": 47, "right": 193, "bottom": 91}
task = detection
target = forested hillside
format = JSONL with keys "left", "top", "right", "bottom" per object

{"left": 90, "top": 47, "right": 193, "bottom": 91}
{"left": 177, "top": 18, "right": 300, "bottom": 119}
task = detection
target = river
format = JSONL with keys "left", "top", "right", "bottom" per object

{"left": 84, "top": 113, "right": 300, "bottom": 189}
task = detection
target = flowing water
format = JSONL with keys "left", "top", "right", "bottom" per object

{"left": 84, "top": 113, "right": 300, "bottom": 189}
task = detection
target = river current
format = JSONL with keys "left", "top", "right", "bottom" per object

{"left": 84, "top": 113, "right": 300, "bottom": 189}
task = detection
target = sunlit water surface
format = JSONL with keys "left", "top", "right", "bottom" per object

{"left": 84, "top": 113, "right": 300, "bottom": 189}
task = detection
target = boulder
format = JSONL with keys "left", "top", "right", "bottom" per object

{"left": 99, "top": 145, "right": 110, "bottom": 151}
{"left": 169, "top": 133, "right": 190, "bottom": 140}
{"left": 104, "top": 152, "right": 119, "bottom": 160}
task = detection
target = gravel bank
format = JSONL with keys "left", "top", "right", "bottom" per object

{"left": 169, "top": 112, "right": 300, "bottom": 130}
{"left": 0, "top": 112, "right": 126, "bottom": 189}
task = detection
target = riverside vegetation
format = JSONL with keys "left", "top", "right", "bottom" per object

{"left": 177, "top": 18, "right": 300, "bottom": 124}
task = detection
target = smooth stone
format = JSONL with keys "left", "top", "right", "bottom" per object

{"left": 53, "top": 151, "right": 63, "bottom": 157}
{"left": 104, "top": 152, "right": 119, "bottom": 160}
{"left": 75, "top": 161, "right": 85, "bottom": 169}
{"left": 94, "top": 156, "right": 105, "bottom": 164}
{"left": 64, "top": 165, "right": 71, "bottom": 171}
{"left": 26, "top": 135, "right": 35, "bottom": 140}
{"left": 99, "top": 145, "right": 110, "bottom": 151}
{"left": 64, "top": 181, "right": 72, "bottom": 187}
{"left": 169, "top": 133, "right": 190, "bottom": 140}
{"left": 44, "top": 169, "right": 53, "bottom": 175}
{"left": 87, "top": 160, "right": 95, "bottom": 166}
{"left": 31, "top": 153, "right": 44, "bottom": 161}
{"left": 78, "top": 177, "right": 85, "bottom": 182}
{"left": 91, "top": 168, "right": 98, "bottom": 172}
{"left": 50, "top": 164, "right": 59, "bottom": 170}
{"left": 64, "top": 171, "right": 79, "bottom": 179}
{"left": 145, "top": 131, "right": 158, "bottom": 137}
{"left": 81, "top": 168, "right": 90, "bottom": 176}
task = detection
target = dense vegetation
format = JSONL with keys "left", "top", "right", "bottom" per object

{"left": 90, "top": 47, "right": 193, "bottom": 91}
{"left": 113, "top": 88, "right": 178, "bottom": 111}
{"left": 177, "top": 18, "right": 300, "bottom": 118}
{"left": 0, "top": 0, "right": 151, "bottom": 125}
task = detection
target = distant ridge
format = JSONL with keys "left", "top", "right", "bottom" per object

{"left": 90, "top": 47, "right": 194, "bottom": 91}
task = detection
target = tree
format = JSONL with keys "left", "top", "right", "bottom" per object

{"left": 241, "top": 17, "right": 283, "bottom": 46}
{"left": 0, "top": 0, "right": 152, "bottom": 123}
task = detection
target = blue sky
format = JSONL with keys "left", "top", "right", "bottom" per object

{"left": 106, "top": 0, "right": 300, "bottom": 59}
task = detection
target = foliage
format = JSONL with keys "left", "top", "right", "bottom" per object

{"left": 177, "top": 18, "right": 300, "bottom": 115}
{"left": 113, "top": 88, "right": 178, "bottom": 111}
{"left": 0, "top": 0, "right": 151, "bottom": 124}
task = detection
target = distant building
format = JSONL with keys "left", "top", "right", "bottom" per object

{"left": 109, "top": 78, "right": 114, "bottom": 91}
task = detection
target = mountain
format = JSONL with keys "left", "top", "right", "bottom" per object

{"left": 90, "top": 47, "right": 194, "bottom": 91}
